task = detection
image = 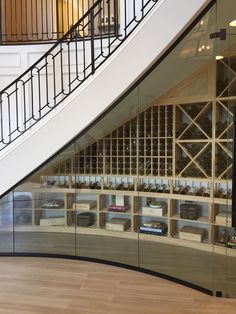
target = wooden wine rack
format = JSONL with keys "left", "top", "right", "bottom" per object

{"left": 4, "top": 56, "right": 235, "bottom": 256}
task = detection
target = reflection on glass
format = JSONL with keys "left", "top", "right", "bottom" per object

{"left": 0, "top": 192, "right": 13, "bottom": 252}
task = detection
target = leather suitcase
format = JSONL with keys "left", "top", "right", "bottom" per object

{"left": 180, "top": 203, "right": 200, "bottom": 220}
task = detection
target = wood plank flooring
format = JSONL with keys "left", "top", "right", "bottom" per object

{"left": 0, "top": 257, "right": 236, "bottom": 314}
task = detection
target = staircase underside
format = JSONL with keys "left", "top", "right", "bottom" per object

{"left": 0, "top": 0, "right": 210, "bottom": 197}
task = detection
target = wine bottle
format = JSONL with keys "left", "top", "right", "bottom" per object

{"left": 187, "top": 187, "right": 196, "bottom": 195}
{"left": 144, "top": 184, "right": 152, "bottom": 192}
{"left": 173, "top": 185, "right": 182, "bottom": 194}
{"left": 180, "top": 186, "right": 190, "bottom": 195}
{"left": 214, "top": 188, "right": 223, "bottom": 198}
{"left": 116, "top": 183, "right": 124, "bottom": 190}
{"left": 84, "top": 181, "right": 90, "bottom": 189}
{"left": 138, "top": 183, "right": 145, "bottom": 192}
{"left": 122, "top": 183, "right": 130, "bottom": 191}
{"left": 157, "top": 184, "right": 166, "bottom": 193}
{"left": 129, "top": 184, "right": 135, "bottom": 191}
{"left": 163, "top": 185, "right": 170, "bottom": 193}
{"left": 150, "top": 184, "right": 157, "bottom": 193}
{"left": 76, "top": 181, "right": 83, "bottom": 189}
{"left": 96, "top": 182, "right": 101, "bottom": 190}
{"left": 104, "top": 182, "right": 110, "bottom": 190}
{"left": 203, "top": 188, "right": 210, "bottom": 197}
{"left": 195, "top": 187, "right": 205, "bottom": 196}
{"left": 222, "top": 189, "right": 232, "bottom": 199}
{"left": 90, "top": 181, "right": 97, "bottom": 189}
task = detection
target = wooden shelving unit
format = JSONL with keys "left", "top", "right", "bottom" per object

{"left": 1, "top": 57, "right": 235, "bottom": 257}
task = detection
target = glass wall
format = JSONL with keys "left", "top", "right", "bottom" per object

{"left": 0, "top": 192, "right": 13, "bottom": 252}
{"left": 0, "top": 0, "right": 236, "bottom": 297}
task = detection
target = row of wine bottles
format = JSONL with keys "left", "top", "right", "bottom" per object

{"left": 41, "top": 179, "right": 232, "bottom": 199}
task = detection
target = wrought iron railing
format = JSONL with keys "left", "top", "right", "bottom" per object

{"left": 0, "top": 0, "right": 159, "bottom": 151}
{"left": 0, "top": 0, "right": 119, "bottom": 44}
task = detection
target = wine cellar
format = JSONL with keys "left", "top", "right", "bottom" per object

{"left": 10, "top": 56, "right": 235, "bottom": 256}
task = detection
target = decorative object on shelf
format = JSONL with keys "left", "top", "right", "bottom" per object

{"left": 72, "top": 200, "right": 97, "bottom": 210}
{"left": 218, "top": 229, "right": 229, "bottom": 245}
{"left": 105, "top": 218, "right": 131, "bottom": 232}
{"left": 108, "top": 205, "right": 129, "bottom": 212}
{"left": 41, "top": 200, "right": 64, "bottom": 209}
{"left": 40, "top": 216, "right": 65, "bottom": 226}
{"left": 179, "top": 226, "right": 205, "bottom": 242}
{"left": 140, "top": 221, "right": 167, "bottom": 236}
{"left": 149, "top": 201, "right": 163, "bottom": 209}
{"left": 108, "top": 195, "right": 129, "bottom": 212}
{"left": 142, "top": 201, "right": 167, "bottom": 216}
{"left": 180, "top": 203, "right": 201, "bottom": 220}
{"left": 215, "top": 212, "right": 232, "bottom": 226}
{"left": 77, "top": 212, "right": 95, "bottom": 227}
{"left": 227, "top": 235, "right": 236, "bottom": 249}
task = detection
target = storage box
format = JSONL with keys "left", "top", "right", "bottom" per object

{"left": 77, "top": 212, "right": 94, "bottom": 226}
{"left": 41, "top": 200, "right": 64, "bottom": 209}
{"left": 142, "top": 206, "right": 166, "bottom": 217}
{"left": 115, "top": 195, "right": 129, "bottom": 206}
{"left": 40, "top": 217, "right": 65, "bottom": 226}
{"left": 140, "top": 221, "right": 167, "bottom": 236}
{"left": 73, "top": 200, "right": 96, "bottom": 210}
{"left": 108, "top": 205, "right": 129, "bottom": 212}
{"left": 180, "top": 204, "right": 200, "bottom": 220}
{"left": 179, "top": 226, "right": 205, "bottom": 242}
{"left": 105, "top": 218, "right": 130, "bottom": 232}
{"left": 215, "top": 212, "right": 232, "bottom": 226}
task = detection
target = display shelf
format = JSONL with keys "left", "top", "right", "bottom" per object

{"left": 34, "top": 207, "right": 65, "bottom": 211}
{"left": 171, "top": 214, "right": 209, "bottom": 224}
{"left": 135, "top": 212, "right": 168, "bottom": 218}
{"left": 66, "top": 209, "right": 98, "bottom": 215}
{"left": 8, "top": 58, "right": 235, "bottom": 254}
{"left": 13, "top": 225, "right": 76, "bottom": 233}
{"left": 77, "top": 227, "right": 138, "bottom": 239}
{"left": 213, "top": 245, "right": 236, "bottom": 258}
{"left": 213, "top": 198, "right": 232, "bottom": 205}
{"left": 101, "top": 208, "right": 131, "bottom": 214}
{"left": 139, "top": 232, "right": 213, "bottom": 251}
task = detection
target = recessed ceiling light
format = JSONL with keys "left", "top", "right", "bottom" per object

{"left": 229, "top": 19, "right": 236, "bottom": 27}
{"left": 200, "top": 20, "right": 204, "bottom": 25}
{"left": 216, "top": 55, "right": 224, "bottom": 60}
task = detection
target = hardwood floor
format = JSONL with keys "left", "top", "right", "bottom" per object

{"left": 0, "top": 257, "right": 236, "bottom": 314}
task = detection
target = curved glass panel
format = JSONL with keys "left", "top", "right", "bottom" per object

{"left": 1, "top": 0, "right": 236, "bottom": 298}
{"left": 0, "top": 192, "right": 13, "bottom": 252}
{"left": 73, "top": 87, "right": 139, "bottom": 265}
{"left": 213, "top": 0, "right": 236, "bottom": 298}
{"left": 13, "top": 143, "right": 76, "bottom": 255}
{"left": 138, "top": 2, "right": 217, "bottom": 293}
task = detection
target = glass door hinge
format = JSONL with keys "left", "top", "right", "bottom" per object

{"left": 210, "top": 28, "right": 226, "bottom": 40}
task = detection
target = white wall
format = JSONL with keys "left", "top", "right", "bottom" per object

{"left": 0, "top": 0, "right": 211, "bottom": 196}
{"left": 0, "top": 44, "right": 53, "bottom": 91}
